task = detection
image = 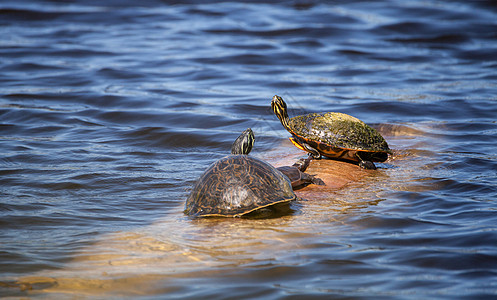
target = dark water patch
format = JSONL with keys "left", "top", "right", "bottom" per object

{"left": 203, "top": 26, "right": 340, "bottom": 39}
{"left": 195, "top": 51, "right": 321, "bottom": 67}
{"left": 97, "top": 67, "right": 146, "bottom": 80}
{"left": 387, "top": 33, "right": 470, "bottom": 48}
{"left": 336, "top": 49, "right": 371, "bottom": 57}
{"left": 40, "top": 48, "right": 116, "bottom": 59}
{"left": 72, "top": 95, "right": 135, "bottom": 110}
{"left": 395, "top": 250, "right": 497, "bottom": 272}
{"left": 1, "top": 62, "right": 69, "bottom": 73}
{"left": 445, "top": 121, "right": 497, "bottom": 133}
{"left": 0, "top": 46, "right": 114, "bottom": 61}
{"left": 282, "top": 39, "right": 324, "bottom": 49}
{"left": 0, "top": 214, "right": 92, "bottom": 230}
{"left": 358, "top": 222, "right": 497, "bottom": 250}
{"left": 2, "top": 94, "right": 81, "bottom": 105}
{"left": 457, "top": 48, "right": 497, "bottom": 62}
{"left": 378, "top": 21, "right": 437, "bottom": 36}
{"left": 346, "top": 99, "right": 497, "bottom": 124}
{"left": 0, "top": 7, "right": 71, "bottom": 22}
{"left": 185, "top": 6, "right": 228, "bottom": 17}
{"left": 457, "top": 270, "right": 497, "bottom": 280}
{"left": 349, "top": 214, "right": 443, "bottom": 233}
{"left": 218, "top": 40, "right": 277, "bottom": 51}
{"left": 122, "top": 126, "right": 227, "bottom": 150}
{"left": 0, "top": 112, "right": 68, "bottom": 132}
{"left": 423, "top": 178, "right": 496, "bottom": 197}
{"left": 0, "top": 5, "right": 156, "bottom": 26}
{"left": 344, "top": 101, "right": 453, "bottom": 123}
{"left": 445, "top": 210, "right": 497, "bottom": 225}
{"left": 0, "top": 201, "right": 51, "bottom": 213}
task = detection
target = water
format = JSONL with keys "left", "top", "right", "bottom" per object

{"left": 1, "top": 0, "right": 497, "bottom": 298}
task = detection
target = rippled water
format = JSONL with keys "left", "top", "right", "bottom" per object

{"left": 1, "top": 0, "right": 497, "bottom": 298}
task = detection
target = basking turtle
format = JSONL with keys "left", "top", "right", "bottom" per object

{"left": 271, "top": 95, "right": 392, "bottom": 170}
{"left": 185, "top": 128, "right": 313, "bottom": 218}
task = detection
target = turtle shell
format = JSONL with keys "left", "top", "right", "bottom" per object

{"left": 185, "top": 155, "right": 295, "bottom": 218}
{"left": 289, "top": 112, "right": 391, "bottom": 162}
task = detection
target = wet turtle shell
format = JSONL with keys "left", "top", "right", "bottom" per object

{"left": 185, "top": 155, "right": 295, "bottom": 217}
{"left": 271, "top": 95, "right": 391, "bottom": 169}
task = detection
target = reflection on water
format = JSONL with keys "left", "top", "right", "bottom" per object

{"left": 15, "top": 205, "right": 361, "bottom": 296}
{"left": 9, "top": 124, "right": 440, "bottom": 297}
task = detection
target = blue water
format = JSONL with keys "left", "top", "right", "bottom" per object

{"left": 1, "top": 0, "right": 497, "bottom": 298}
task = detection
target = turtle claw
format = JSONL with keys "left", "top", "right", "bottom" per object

{"left": 359, "top": 160, "right": 376, "bottom": 170}
{"left": 309, "top": 152, "right": 321, "bottom": 159}
{"left": 311, "top": 175, "right": 325, "bottom": 186}
{"left": 292, "top": 157, "right": 311, "bottom": 172}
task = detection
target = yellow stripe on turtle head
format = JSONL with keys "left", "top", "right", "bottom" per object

{"left": 231, "top": 128, "right": 255, "bottom": 155}
{"left": 271, "top": 95, "right": 292, "bottom": 132}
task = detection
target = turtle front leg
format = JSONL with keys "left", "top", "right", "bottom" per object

{"left": 356, "top": 153, "right": 376, "bottom": 170}
{"left": 302, "top": 173, "right": 325, "bottom": 186}
{"left": 291, "top": 156, "right": 312, "bottom": 172}
{"left": 289, "top": 137, "right": 321, "bottom": 159}
{"left": 290, "top": 156, "right": 325, "bottom": 187}
{"left": 302, "top": 144, "right": 321, "bottom": 159}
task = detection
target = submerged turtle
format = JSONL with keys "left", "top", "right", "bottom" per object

{"left": 271, "top": 95, "right": 392, "bottom": 170}
{"left": 185, "top": 128, "right": 323, "bottom": 218}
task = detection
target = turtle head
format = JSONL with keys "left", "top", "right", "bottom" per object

{"left": 231, "top": 128, "right": 254, "bottom": 155}
{"left": 271, "top": 95, "right": 291, "bottom": 130}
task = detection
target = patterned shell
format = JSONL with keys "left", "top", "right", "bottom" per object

{"left": 185, "top": 155, "right": 295, "bottom": 217}
{"left": 290, "top": 112, "right": 390, "bottom": 153}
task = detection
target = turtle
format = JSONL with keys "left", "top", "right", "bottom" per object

{"left": 184, "top": 128, "right": 294, "bottom": 218}
{"left": 271, "top": 95, "right": 392, "bottom": 170}
{"left": 184, "top": 128, "right": 323, "bottom": 218}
